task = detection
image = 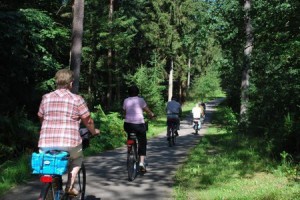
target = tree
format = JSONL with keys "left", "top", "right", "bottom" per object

{"left": 240, "top": 0, "right": 253, "bottom": 123}
{"left": 70, "top": 0, "right": 84, "bottom": 94}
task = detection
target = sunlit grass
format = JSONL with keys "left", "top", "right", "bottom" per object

{"left": 0, "top": 154, "right": 31, "bottom": 196}
{"left": 173, "top": 114, "right": 300, "bottom": 200}
{"left": 147, "top": 115, "right": 166, "bottom": 138}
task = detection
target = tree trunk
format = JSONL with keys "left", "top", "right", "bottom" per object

{"left": 106, "top": 0, "right": 114, "bottom": 109}
{"left": 240, "top": 0, "right": 253, "bottom": 119}
{"left": 70, "top": 0, "right": 84, "bottom": 94}
{"left": 168, "top": 59, "right": 174, "bottom": 101}
{"left": 187, "top": 58, "right": 191, "bottom": 89}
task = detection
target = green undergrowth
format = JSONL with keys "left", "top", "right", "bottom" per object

{"left": 0, "top": 155, "right": 32, "bottom": 196}
{"left": 173, "top": 107, "right": 300, "bottom": 200}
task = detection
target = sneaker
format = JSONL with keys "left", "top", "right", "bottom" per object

{"left": 139, "top": 163, "right": 146, "bottom": 172}
{"left": 175, "top": 131, "right": 179, "bottom": 136}
{"left": 65, "top": 187, "right": 79, "bottom": 196}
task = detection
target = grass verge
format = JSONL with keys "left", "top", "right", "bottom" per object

{"left": 173, "top": 108, "right": 300, "bottom": 200}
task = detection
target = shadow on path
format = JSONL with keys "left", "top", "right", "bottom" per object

{"left": 1, "top": 98, "right": 223, "bottom": 200}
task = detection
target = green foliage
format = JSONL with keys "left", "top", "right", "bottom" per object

{"left": 0, "top": 110, "right": 39, "bottom": 164}
{"left": 274, "top": 151, "right": 298, "bottom": 180}
{"left": 212, "top": 106, "right": 238, "bottom": 134}
{"left": 174, "top": 106, "right": 300, "bottom": 200}
{"left": 125, "top": 64, "right": 166, "bottom": 115}
{"left": 0, "top": 8, "right": 69, "bottom": 115}
{"left": 210, "top": 0, "right": 300, "bottom": 158}
{"left": 189, "top": 66, "right": 223, "bottom": 101}
{"left": 0, "top": 154, "right": 32, "bottom": 196}
{"left": 84, "top": 105, "right": 126, "bottom": 155}
{"left": 246, "top": 0, "right": 300, "bottom": 155}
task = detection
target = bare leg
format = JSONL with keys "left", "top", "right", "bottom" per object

{"left": 66, "top": 166, "right": 80, "bottom": 195}
{"left": 140, "top": 155, "right": 145, "bottom": 164}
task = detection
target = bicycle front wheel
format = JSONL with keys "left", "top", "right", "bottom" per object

{"left": 71, "top": 163, "right": 86, "bottom": 200}
{"left": 127, "top": 143, "right": 138, "bottom": 181}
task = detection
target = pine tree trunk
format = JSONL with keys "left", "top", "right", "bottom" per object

{"left": 240, "top": 0, "right": 253, "bottom": 119}
{"left": 106, "top": 0, "right": 114, "bottom": 109}
{"left": 70, "top": 0, "right": 84, "bottom": 94}
{"left": 187, "top": 58, "right": 191, "bottom": 89}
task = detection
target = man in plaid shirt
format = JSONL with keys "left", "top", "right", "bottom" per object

{"left": 38, "top": 69, "right": 99, "bottom": 196}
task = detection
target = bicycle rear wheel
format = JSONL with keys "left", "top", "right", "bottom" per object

{"left": 41, "top": 183, "right": 55, "bottom": 200}
{"left": 171, "top": 128, "right": 176, "bottom": 146}
{"left": 195, "top": 122, "right": 199, "bottom": 134}
{"left": 168, "top": 127, "right": 172, "bottom": 147}
{"left": 127, "top": 143, "right": 138, "bottom": 181}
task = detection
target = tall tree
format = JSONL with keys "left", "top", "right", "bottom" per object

{"left": 70, "top": 0, "right": 84, "bottom": 94}
{"left": 240, "top": 0, "right": 253, "bottom": 121}
{"left": 106, "top": 0, "right": 114, "bottom": 109}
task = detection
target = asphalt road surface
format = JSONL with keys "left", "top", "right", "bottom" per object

{"left": 1, "top": 99, "right": 222, "bottom": 200}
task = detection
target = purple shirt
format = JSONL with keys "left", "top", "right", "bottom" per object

{"left": 123, "top": 96, "right": 147, "bottom": 124}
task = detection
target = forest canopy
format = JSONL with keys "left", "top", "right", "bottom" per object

{"left": 0, "top": 0, "right": 299, "bottom": 163}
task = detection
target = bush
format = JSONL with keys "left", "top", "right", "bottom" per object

{"left": 85, "top": 105, "right": 126, "bottom": 155}
{"left": 212, "top": 106, "right": 238, "bottom": 134}
{"left": 0, "top": 110, "right": 39, "bottom": 164}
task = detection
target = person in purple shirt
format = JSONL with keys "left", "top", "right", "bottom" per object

{"left": 123, "top": 85, "right": 155, "bottom": 172}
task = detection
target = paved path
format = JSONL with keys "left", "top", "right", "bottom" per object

{"left": 1, "top": 99, "right": 222, "bottom": 200}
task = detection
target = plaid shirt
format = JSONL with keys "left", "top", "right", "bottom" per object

{"left": 38, "top": 89, "right": 90, "bottom": 147}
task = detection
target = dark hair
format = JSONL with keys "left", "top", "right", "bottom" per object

{"left": 171, "top": 96, "right": 177, "bottom": 101}
{"left": 128, "top": 85, "right": 139, "bottom": 97}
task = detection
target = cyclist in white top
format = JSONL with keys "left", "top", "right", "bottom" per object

{"left": 192, "top": 103, "right": 205, "bottom": 129}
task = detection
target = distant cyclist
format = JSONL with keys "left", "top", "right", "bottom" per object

{"left": 123, "top": 85, "right": 155, "bottom": 172}
{"left": 192, "top": 103, "right": 204, "bottom": 130}
{"left": 166, "top": 96, "right": 182, "bottom": 139}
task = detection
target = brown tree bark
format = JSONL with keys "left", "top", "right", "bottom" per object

{"left": 70, "top": 0, "right": 84, "bottom": 94}
{"left": 240, "top": 0, "right": 253, "bottom": 119}
{"left": 106, "top": 0, "right": 114, "bottom": 109}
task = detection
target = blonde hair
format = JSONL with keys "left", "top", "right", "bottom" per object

{"left": 55, "top": 69, "right": 74, "bottom": 89}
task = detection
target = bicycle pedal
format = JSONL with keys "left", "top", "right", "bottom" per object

{"left": 139, "top": 168, "right": 147, "bottom": 173}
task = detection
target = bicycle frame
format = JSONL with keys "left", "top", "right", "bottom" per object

{"left": 193, "top": 118, "right": 201, "bottom": 134}
{"left": 167, "top": 118, "right": 178, "bottom": 147}
{"left": 38, "top": 164, "right": 86, "bottom": 200}
{"left": 35, "top": 128, "right": 91, "bottom": 200}
{"left": 39, "top": 174, "right": 63, "bottom": 200}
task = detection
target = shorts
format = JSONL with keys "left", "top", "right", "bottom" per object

{"left": 167, "top": 116, "right": 180, "bottom": 130}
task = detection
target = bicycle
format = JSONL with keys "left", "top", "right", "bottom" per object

{"left": 38, "top": 159, "right": 86, "bottom": 200}
{"left": 127, "top": 132, "right": 139, "bottom": 181}
{"left": 193, "top": 118, "right": 201, "bottom": 135}
{"left": 35, "top": 128, "right": 91, "bottom": 200}
{"left": 167, "top": 118, "right": 178, "bottom": 147}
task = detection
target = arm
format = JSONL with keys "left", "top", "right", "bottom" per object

{"left": 143, "top": 106, "right": 155, "bottom": 119}
{"left": 81, "top": 115, "right": 100, "bottom": 136}
{"left": 38, "top": 116, "right": 44, "bottom": 124}
{"left": 179, "top": 106, "right": 182, "bottom": 119}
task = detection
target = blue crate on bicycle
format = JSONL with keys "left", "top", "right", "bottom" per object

{"left": 31, "top": 151, "right": 69, "bottom": 175}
